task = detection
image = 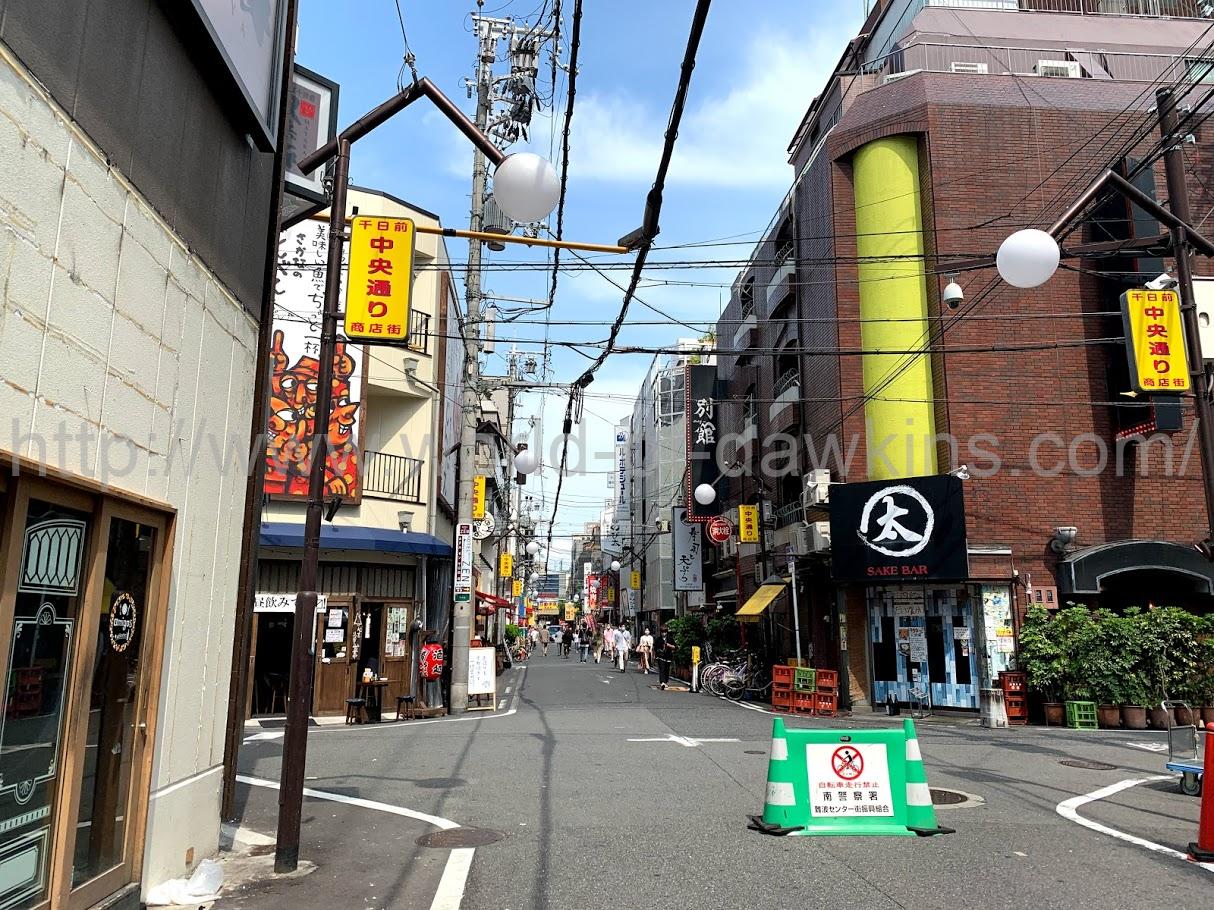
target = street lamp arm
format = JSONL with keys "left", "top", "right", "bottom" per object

{"left": 299, "top": 77, "right": 506, "bottom": 176}
{"left": 1047, "top": 168, "right": 1214, "bottom": 258}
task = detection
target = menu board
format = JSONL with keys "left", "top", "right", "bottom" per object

{"left": 386, "top": 606, "right": 409, "bottom": 657}
{"left": 468, "top": 647, "right": 496, "bottom": 698}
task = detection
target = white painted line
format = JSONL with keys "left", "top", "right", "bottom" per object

{"left": 243, "top": 731, "right": 285, "bottom": 744}
{"left": 1124, "top": 741, "right": 1168, "bottom": 753}
{"left": 504, "top": 686, "right": 512, "bottom": 695}
{"left": 151, "top": 764, "right": 222, "bottom": 801}
{"left": 430, "top": 847, "right": 475, "bottom": 910}
{"left": 625, "top": 734, "right": 741, "bottom": 748}
{"left": 237, "top": 774, "right": 459, "bottom": 830}
{"left": 1055, "top": 776, "right": 1214, "bottom": 873}
{"left": 497, "top": 699, "right": 505, "bottom": 710}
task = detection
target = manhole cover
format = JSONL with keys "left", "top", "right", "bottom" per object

{"left": 414, "top": 778, "right": 466, "bottom": 788}
{"left": 1060, "top": 759, "right": 1118, "bottom": 771}
{"left": 744, "top": 750, "right": 765, "bottom": 755}
{"left": 417, "top": 827, "right": 502, "bottom": 848}
{"left": 930, "top": 788, "right": 967, "bottom": 805}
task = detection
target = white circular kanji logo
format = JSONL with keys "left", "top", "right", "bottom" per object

{"left": 858, "top": 485, "right": 934, "bottom": 558}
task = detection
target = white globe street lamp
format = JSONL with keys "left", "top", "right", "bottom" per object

{"left": 693, "top": 483, "right": 717, "bottom": 506}
{"left": 610, "top": 560, "right": 621, "bottom": 572}
{"left": 492, "top": 152, "right": 561, "bottom": 224}
{"left": 525, "top": 540, "right": 540, "bottom": 556}
{"left": 530, "top": 571, "right": 539, "bottom": 582}
{"left": 514, "top": 448, "right": 538, "bottom": 475}
{"left": 996, "top": 229, "right": 1060, "bottom": 289}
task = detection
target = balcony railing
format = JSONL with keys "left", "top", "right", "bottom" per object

{"left": 406, "top": 311, "right": 430, "bottom": 355}
{"left": 774, "top": 369, "right": 800, "bottom": 398}
{"left": 775, "top": 500, "right": 803, "bottom": 528}
{"left": 362, "top": 450, "right": 424, "bottom": 503}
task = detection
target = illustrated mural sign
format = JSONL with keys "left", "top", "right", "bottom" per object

{"left": 267, "top": 220, "right": 364, "bottom": 499}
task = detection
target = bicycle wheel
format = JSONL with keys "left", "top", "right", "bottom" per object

{"left": 722, "top": 674, "right": 746, "bottom": 701}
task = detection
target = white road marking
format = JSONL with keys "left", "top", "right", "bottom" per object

{"left": 237, "top": 775, "right": 477, "bottom": 908}
{"left": 243, "top": 731, "right": 285, "bottom": 744}
{"left": 626, "top": 734, "right": 740, "bottom": 748}
{"left": 1055, "top": 775, "right": 1214, "bottom": 873}
{"left": 504, "top": 686, "right": 512, "bottom": 695}
{"left": 497, "top": 699, "right": 505, "bottom": 710}
{"left": 430, "top": 847, "right": 475, "bottom": 910}
{"left": 1124, "top": 741, "right": 1168, "bottom": 753}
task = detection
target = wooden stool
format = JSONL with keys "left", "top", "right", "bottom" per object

{"left": 395, "top": 695, "right": 417, "bottom": 721}
{"left": 345, "top": 697, "right": 366, "bottom": 725}
{"left": 267, "top": 675, "right": 287, "bottom": 714}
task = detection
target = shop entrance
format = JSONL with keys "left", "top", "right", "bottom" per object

{"left": 251, "top": 613, "right": 293, "bottom": 716}
{"left": 868, "top": 586, "right": 978, "bottom": 710}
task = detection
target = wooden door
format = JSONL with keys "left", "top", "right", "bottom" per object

{"left": 312, "top": 599, "right": 354, "bottom": 715}
{"left": 379, "top": 600, "right": 413, "bottom": 708}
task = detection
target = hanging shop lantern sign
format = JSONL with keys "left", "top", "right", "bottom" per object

{"left": 419, "top": 642, "right": 445, "bottom": 681}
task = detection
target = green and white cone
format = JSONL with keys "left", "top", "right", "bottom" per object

{"left": 759, "top": 717, "right": 807, "bottom": 831}
{"left": 903, "top": 718, "right": 948, "bottom": 835}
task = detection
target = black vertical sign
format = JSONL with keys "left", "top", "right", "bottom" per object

{"left": 685, "top": 364, "right": 721, "bottom": 522}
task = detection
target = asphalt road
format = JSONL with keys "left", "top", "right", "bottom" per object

{"left": 231, "top": 653, "right": 1213, "bottom": 910}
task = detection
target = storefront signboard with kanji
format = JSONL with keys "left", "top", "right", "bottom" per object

{"left": 345, "top": 216, "right": 415, "bottom": 344}
{"left": 738, "top": 504, "right": 759, "bottom": 543}
{"left": 684, "top": 364, "right": 721, "bottom": 521}
{"left": 672, "top": 508, "right": 704, "bottom": 592}
{"left": 1121, "top": 289, "right": 1189, "bottom": 394}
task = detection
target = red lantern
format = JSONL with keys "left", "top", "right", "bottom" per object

{"left": 419, "top": 642, "right": 445, "bottom": 680}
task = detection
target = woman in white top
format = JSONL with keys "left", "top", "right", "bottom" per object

{"left": 637, "top": 628, "right": 654, "bottom": 674}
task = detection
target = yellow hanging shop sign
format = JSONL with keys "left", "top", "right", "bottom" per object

{"left": 472, "top": 475, "right": 487, "bottom": 520}
{"left": 499, "top": 552, "right": 513, "bottom": 578}
{"left": 512, "top": 579, "right": 523, "bottom": 598}
{"left": 345, "top": 215, "right": 415, "bottom": 344}
{"left": 630, "top": 570, "right": 641, "bottom": 590}
{"left": 738, "top": 504, "right": 760, "bottom": 543}
{"left": 1121, "top": 289, "right": 1189, "bottom": 393}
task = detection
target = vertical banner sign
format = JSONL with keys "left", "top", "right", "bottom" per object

{"left": 672, "top": 508, "right": 704, "bottom": 592}
{"left": 614, "top": 427, "right": 631, "bottom": 546}
{"left": 512, "top": 579, "right": 523, "bottom": 598}
{"left": 631, "top": 570, "right": 641, "bottom": 590}
{"left": 738, "top": 504, "right": 760, "bottom": 543}
{"left": 583, "top": 562, "right": 591, "bottom": 603}
{"left": 454, "top": 522, "right": 474, "bottom": 602}
{"left": 602, "top": 505, "right": 622, "bottom": 557}
{"left": 499, "top": 552, "right": 513, "bottom": 578}
{"left": 269, "top": 221, "right": 363, "bottom": 499}
{"left": 345, "top": 216, "right": 415, "bottom": 344}
{"left": 1121, "top": 289, "right": 1190, "bottom": 393}
{"left": 685, "top": 365, "right": 721, "bottom": 521}
{"left": 472, "top": 476, "right": 487, "bottom": 520}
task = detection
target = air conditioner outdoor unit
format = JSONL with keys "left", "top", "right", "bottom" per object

{"left": 883, "top": 69, "right": 922, "bottom": 85}
{"left": 950, "top": 61, "right": 988, "bottom": 75}
{"left": 810, "top": 521, "right": 831, "bottom": 553}
{"left": 804, "top": 469, "right": 831, "bottom": 507}
{"left": 721, "top": 537, "right": 738, "bottom": 559}
{"left": 1035, "top": 60, "right": 1081, "bottom": 79}
{"left": 656, "top": 518, "right": 670, "bottom": 533}
{"left": 790, "top": 524, "right": 811, "bottom": 557}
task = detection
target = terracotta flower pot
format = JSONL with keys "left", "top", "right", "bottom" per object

{"left": 1148, "top": 705, "right": 1175, "bottom": 730}
{"left": 1174, "top": 703, "right": 1196, "bottom": 726}
{"left": 1201, "top": 705, "right": 1214, "bottom": 725}
{"left": 1097, "top": 705, "right": 1121, "bottom": 729}
{"left": 1043, "top": 702, "right": 1064, "bottom": 726}
{"left": 1121, "top": 705, "right": 1148, "bottom": 730}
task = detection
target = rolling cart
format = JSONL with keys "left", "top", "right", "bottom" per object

{"left": 1164, "top": 701, "right": 1205, "bottom": 797}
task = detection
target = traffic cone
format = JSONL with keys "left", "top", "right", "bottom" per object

{"left": 902, "top": 718, "right": 953, "bottom": 836}
{"left": 748, "top": 717, "right": 807, "bottom": 835}
{"left": 1188, "top": 723, "right": 1214, "bottom": 862}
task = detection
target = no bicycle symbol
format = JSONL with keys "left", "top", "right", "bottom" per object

{"left": 831, "top": 746, "right": 864, "bottom": 780}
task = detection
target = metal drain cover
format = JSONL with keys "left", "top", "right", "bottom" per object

{"left": 929, "top": 788, "right": 968, "bottom": 805}
{"left": 414, "top": 777, "right": 467, "bottom": 788}
{"left": 744, "top": 750, "right": 765, "bottom": 755}
{"left": 417, "top": 827, "right": 502, "bottom": 848}
{"left": 1060, "top": 759, "right": 1118, "bottom": 771}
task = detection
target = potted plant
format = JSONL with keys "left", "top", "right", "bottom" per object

{"left": 1018, "top": 605, "right": 1065, "bottom": 725}
{"left": 1120, "top": 671, "right": 1150, "bottom": 730}
{"left": 1140, "top": 607, "right": 1203, "bottom": 729}
{"left": 1089, "top": 610, "right": 1140, "bottom": 729}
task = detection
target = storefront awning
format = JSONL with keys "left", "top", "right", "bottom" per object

{"left": 734, "top": 582, "right": 786, "bottom": 623}
{"left": 1058, "top": 539, "right": 1214, "bottom": 595}
{"left": 476, "top": 591, "right": 512, "bottom": 610}
{"left": 259, "top": 522, "right": 453, "bottom": 558}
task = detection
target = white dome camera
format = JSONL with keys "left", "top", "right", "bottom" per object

{"left": 942, "top": 279, "right": 964, "bottom": 309}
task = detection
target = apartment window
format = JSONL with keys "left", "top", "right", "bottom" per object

{"left": 1185, "top": 57, "right": 1214, "bottom": 84}
{"left": 406, "top": 311, "right": 430, "bottom": 355}
{"left": 654, "top": 369, "right": 685, "bottom": 426}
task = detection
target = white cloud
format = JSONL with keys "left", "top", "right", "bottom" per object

{"left": 546, "top": 21, "right": 858, "bottom": 189}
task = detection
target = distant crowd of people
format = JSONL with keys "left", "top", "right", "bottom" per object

{"left": 522, "top": 620, "right": 677, "bottom": 689}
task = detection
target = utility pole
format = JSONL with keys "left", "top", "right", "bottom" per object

{"left": 1158, "top": 86, "right": 1214, "bottom": 546}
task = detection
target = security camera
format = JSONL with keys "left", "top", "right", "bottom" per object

{"left": 942, "top": 279, "right": 964, "bottom": 309}
{"left": 1145, "top": 273, "right": 1178, "bottom": 291}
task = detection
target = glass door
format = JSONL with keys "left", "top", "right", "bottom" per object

{"left": 64, "top": 504, "right": 166, "bottom": 910}
{"left": 0, "top": 486, "right": 92, "bottom": 910}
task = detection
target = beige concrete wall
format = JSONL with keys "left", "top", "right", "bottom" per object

{"left": 0, "top": 45, "right": 257, "bottom": 886}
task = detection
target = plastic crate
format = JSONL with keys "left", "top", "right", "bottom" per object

{"left": 815, "top": 692, "right": 838, "bottom": 717}
{"left": 1005, "top": 694, "right": 1028, "bottom": 725}
{"left": 771, "top": 689, "right": 793, "bottom": 712}
{"left": 999, "top": 671, "right": 1026, "bottom": 694}
{"left": 1065, "top": 700, "right": 1097, "bottom": 730}
{"left": 792, "top": 691, "right": 817, "bottom": 715}
{"left": 815, "top": 669, "right": 838, "bottom": 689}
{"left": 772, "top": 665, "right": 795, "bottom": 686}
{"left": 794, "top": 668, "right": 817, "bottom": 692}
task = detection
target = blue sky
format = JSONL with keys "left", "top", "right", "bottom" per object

{"left": 297, "top": 0, "right": 864, "bottom": 565}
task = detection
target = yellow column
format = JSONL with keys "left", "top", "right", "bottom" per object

{"left": 852, "top": 135, "right": 937, "bottom": 480}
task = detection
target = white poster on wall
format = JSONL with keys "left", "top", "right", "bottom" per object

{"left": 672, "top": 508, "right": 703, "bottom": 592}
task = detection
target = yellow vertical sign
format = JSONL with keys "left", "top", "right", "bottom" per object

{"left": 512, "top": 579, "right": 523, "bottom": 598}
{"left": 739, "top": 504, "right": 760, "bottom": 543}
{"left": 472, "top": 475, "right": 487, "bottom": 520}
{"left": 630, "top": 570, "right": 641, "bottom": 590}
{"left": 1122, "top": 289, "right": 1190, "bottom": 393}
{"left": 608, "top": 586, "right": 616, "bottom": 604}
{"left": 565, "top": 605, "right": 576, "bottom": 621}
{"left": 345, "top": 216, "right": 415, "bottom": 343}
{"left": 499, "top": 552, "right": 513, "bottom": 578}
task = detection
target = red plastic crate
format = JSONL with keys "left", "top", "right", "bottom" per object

{"left": 814, "top": 669, "right": 838, "bottom": 689}
{"left": 772, "top": 665, "right": 795, "bottom": 686}
{"left": 792, "top": 691, "right": 817, "bottom": 715}
{"left": 771, "top": 689, "right": 793, "bottom": 708}
{"left": 815, "top": 693, "right": 838, "bottom": 717}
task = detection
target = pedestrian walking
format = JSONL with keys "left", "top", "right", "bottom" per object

{"left": 614, "top": 626, "right": 630, "bottom": 673}
{"left": 602, "top": 624, "right": 614, "bottom": 664}
{"left": 656, "top": 625, "right": 675, "bottom": 690}
{"left": 593, "top": 625, "right": 605, "bottom": 663}
{"left": 578, "top": 627, "right": 590, "bottom": 662}
{"left": 539, "top": 625, "right": 550, "bottom": 657}
{"left": 637, "top": 628, "right": 654, "bottom": 674}
{"left": 561, "top": 624, "right": 572, "bottom": 659}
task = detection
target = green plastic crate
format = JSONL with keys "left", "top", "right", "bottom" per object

{"left": 793, "top": 668, "right": 817, "bottom": 692}
{"left": 1065, "top": 700, "right": 1097, "bottom": 730}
